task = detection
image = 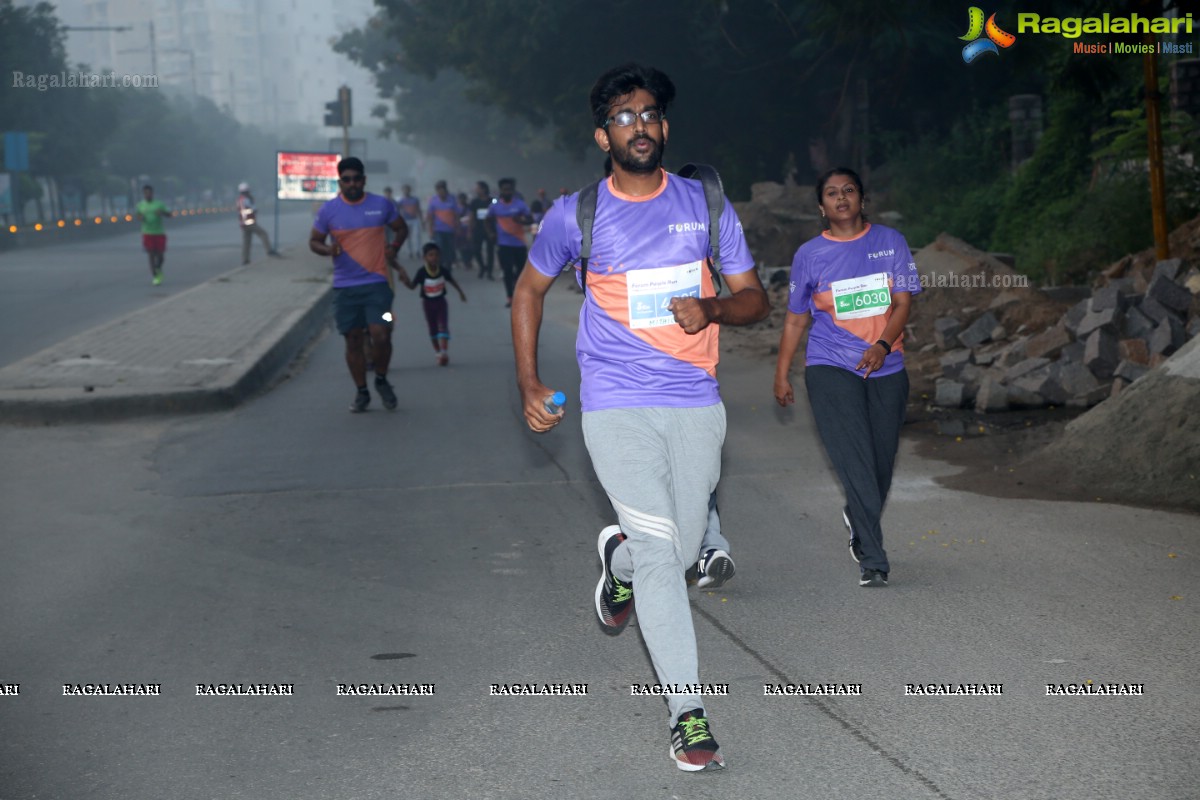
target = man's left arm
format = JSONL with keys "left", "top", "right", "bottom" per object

{"left": 669, "top": 268, "right": 770, "bottom": 334}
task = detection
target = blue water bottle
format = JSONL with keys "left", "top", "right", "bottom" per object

{"left": 543, "top": 391, "right": 567, "bottom": 415}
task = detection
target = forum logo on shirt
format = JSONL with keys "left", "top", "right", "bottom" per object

{"left": 960, "top": 7, "right": 1016, "bottom": 63}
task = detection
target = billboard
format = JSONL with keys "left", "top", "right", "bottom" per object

{"left": 277, "top": 151, "right": 340, "bottom": 201}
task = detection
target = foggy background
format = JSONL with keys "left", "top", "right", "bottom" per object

{"left": 2, "top": 0, "right": 1199, "bottom": 283}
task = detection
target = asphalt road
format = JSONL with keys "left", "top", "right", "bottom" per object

{"left": 0, "top": 208, "right": 318, "bottom": 368}
{"left": 1, "top": 254, "right": 1197, "bottom": 799}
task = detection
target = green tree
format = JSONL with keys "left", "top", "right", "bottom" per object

{"left": 342, "top": 0, "right": 1015, "bottom": 196}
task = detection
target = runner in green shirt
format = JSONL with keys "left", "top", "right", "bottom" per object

{"left": 135, "top": 185, "right": 172, "bottom": 285}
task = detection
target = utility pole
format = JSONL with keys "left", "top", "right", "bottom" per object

{"left": 1143, "top": 37, "right": 1170, "bottom": 260}
{"left": 115, "top": 21, "right": 157, "bottom": 77}
{"left": 340, "top": 86, "right": 351, "bottom": 158}
{"left": 324, "top": 86, "right": 352, "bottom": 157}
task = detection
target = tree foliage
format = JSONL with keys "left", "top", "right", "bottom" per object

{"left": 343, "top": 0, "right": 1032, "bottom": 196}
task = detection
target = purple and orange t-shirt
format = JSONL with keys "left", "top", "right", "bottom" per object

{"left": 530, "top": 170, "right": 755, "bottom": 412}
{"left": 487, "top": 198, "right": 531, "bottom": 248}
{"left": 428, "top": 194, "right": 461, "bottom": 233}
{"left": 313, "top": 192, "right": 398, "bottom": 288}
{"left": 397, "top": 195, "right": 421, "bottom": 220}
{"left": 787, "top": 223, "right": 920, "bottom": 377}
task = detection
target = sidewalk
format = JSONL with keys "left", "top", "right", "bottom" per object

{"left": 0, "top": 249, "right": 333, "bottom": 424}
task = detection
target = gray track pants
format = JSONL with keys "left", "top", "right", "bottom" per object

{"left": 582, "top": 403, "right": 726, "bottom": 725}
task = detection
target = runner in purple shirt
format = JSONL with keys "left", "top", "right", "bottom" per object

{"left": 426, "top": 180, "right": 461, "bottom": 268}
{"left": 773, "top": 167, "right": 920, "bottom": 588}
{"left": 486, "top": 177, "right": 532, "bottom": 307}
{"left": 511, "top": 62, "right": 769, "bottom": 773}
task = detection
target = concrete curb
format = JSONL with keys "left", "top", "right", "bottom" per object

{"left": 0, "top": 252, "right": 333, "bottom": 425}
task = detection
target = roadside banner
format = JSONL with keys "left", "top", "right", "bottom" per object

{"left": 276, "top": 151, "right": 340, "bottom": 201}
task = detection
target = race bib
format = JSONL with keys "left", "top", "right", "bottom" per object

{"left": 831, "top": 272, "right": 891, "bottom": 320}
{"left": 476, "top": 208, "right": 489, "bottom": 220}
{"left": 627, "top": 261, "right": 702, "bottom": 329}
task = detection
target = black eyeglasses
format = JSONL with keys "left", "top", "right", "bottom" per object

{"left": 604, "top": 108, "right": 664, "bottom": 128}
{"left": 339, "top": 174, "right": 365, "bottom": 183}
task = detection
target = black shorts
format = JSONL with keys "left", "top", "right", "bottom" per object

{"left": 333, "top": 281, "right": 394, "bottom": 334}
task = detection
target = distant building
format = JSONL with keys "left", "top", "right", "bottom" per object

{"left": 54, "top": 0, "right": 375, "bottom": 132}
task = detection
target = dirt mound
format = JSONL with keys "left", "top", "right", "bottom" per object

{"left": 732, "top": 181, "right": 823, "bottom": 267}
{"left": 1029, "top": 337, "right": 1200, "bottom": 512}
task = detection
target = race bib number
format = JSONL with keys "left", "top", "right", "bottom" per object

{"left": 627, "top": 261, "right": 702, "bottom": 329}
{"left": 831, "top": 272, "right": 891, "bottom": 320}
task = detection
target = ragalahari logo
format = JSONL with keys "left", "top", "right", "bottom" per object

{"left": 960, "top": 7, "right": 1016, "bottom": 62}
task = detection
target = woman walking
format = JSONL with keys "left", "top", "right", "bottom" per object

{"left": 773, "top": 168, "right": 922, "bottom": 587}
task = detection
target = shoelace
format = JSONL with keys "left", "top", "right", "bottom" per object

{"left": 678, "top": 715, "right": 712, "bottom": 745}
{"left": 612, "top": 579, "right": 632, "bottom": 603}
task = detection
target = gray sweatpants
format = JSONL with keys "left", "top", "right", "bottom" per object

{"left": 582, "top": 403, "right": 726, "bottom": 726}
{"left": 804, "top": 365, "right": 909, "bottom": 573}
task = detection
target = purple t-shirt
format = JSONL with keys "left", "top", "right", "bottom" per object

{"left": 428, "top": 194, "right": 460, "bottom": 233}
{"left": 787, "top": 223, "right": 921, "bottom": 376}
{"left": 529, "top": 171, "right": 755, "bottom": 412}
{"left": 487, "top": 197, "right": 531, "bottom": 248}
{"left": 313, "top": 193, "right": 398, "bottom": 288}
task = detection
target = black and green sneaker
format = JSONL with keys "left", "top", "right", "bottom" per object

{"left": 595, "top": 526, "right": 633, "bottom": 630}
{"left": 670, "top": 710, "right": 724, "bottom": 771}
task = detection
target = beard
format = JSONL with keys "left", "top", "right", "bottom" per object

{"left": 342, "top": 186, "right": 365, "bottom": 201}
{"left": 610, "top": 134, "right": 665, "bottom": 175}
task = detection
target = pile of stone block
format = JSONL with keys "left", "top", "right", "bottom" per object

{"left": 929, "top": 257, "right": 1200, "bottom": 413}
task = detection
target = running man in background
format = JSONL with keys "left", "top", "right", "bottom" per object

{"left": 455, "top": 191, "right": 474, "bottom": 270}
{"left": 396, "top": 184, "right": 423, "bottom": 257}
{"left": 135, "top": 185, "right": 171, "bottom": 286}
{"left": 468, "top": 181, "right": 495, "bottom": 280}
{"left": 309, "top": 157, "right": 411, "bottom": 413}
{"left": 236, "top": 182, "right": 279, "bottom": 265}
{"left": 426, "top": 180, "right": 461, "bottom": 267}
{"left": 511, "top": 63, "right": 769, "bottom": 772}
{"left": 486, "top": 177, "right": 532, "bottom": 308}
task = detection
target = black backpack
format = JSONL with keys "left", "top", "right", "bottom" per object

{"left": 571, "top": 163, "right": 726, "bottom": 296}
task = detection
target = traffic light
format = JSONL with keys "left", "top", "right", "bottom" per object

{"left": 323, "top": 86, "right": 352, "bottom": 127}
{"left": 323, "top": 97, "right": 342, "bottom": 127}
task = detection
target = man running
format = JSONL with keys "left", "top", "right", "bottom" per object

{"left": 309, "top": 157, "right": 410, "bottom": 412}
{"left": 467, "top": 181, "right": 495, "bottom": 279}
{"left": 426, "top": 180, "right": 460, "bottom": 267}
{"left": 135, "top": 185, "right": 171, "bottom": 285}
{"left": 396, "top": 184, "right": 423, "bottom": 257}
{"left": 511, "top": 63, "right": 769, "bottom": 772}
{"left": 487, "top": 177, "right": 532, "bottom": 308}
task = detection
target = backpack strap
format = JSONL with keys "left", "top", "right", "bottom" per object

{"left": 676, "top": 163, "right": 725, "bottom": 296}
{"left": 572, "top": 179, "right": 600, "bottom": 294}
{"left": 573, "top": 166, "right": 726, "bottom": 297}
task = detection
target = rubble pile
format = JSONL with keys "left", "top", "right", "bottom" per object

{"left": 912, "top": 232, "right": 1200, "bottom": 413}
{"left": 733, "top": 181, "right": 824, "bottom": 267}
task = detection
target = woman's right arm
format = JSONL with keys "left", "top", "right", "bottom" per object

{"left": 774, "top": 311, "right": 811, "bottom": 407}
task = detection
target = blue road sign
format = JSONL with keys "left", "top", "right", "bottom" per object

{"left": 4, "top": 132, "right": 30, "bottom": 172}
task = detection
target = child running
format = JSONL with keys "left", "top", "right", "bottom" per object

{"left": 402, "top": 242, "right": 467, "bottom": 366}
